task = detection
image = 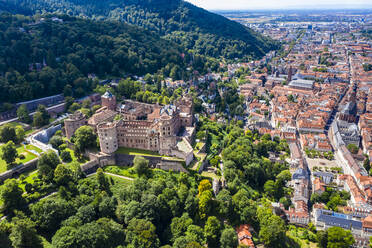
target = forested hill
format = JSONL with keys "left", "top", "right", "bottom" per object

{"left": 0, "top": 13, "right": 187, "bottom": 103}
{"left": 0, "top": 0, "right": 280, "bottom": 59}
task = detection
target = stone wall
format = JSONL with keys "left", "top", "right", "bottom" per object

{"left": 156, "top": 159, "right": 188, "bottom": 173}
{"left": 80, "top": 160, "right": 100, "bottom": 175}
{"left": 0, "top": 158, "right": 38, "bottom": 183}
{"left": 198, "top": 158, "right": 209, "bottom": 174}
{"left": 114, "top": 153, "right": 187, "bottom": 172}
{"left": 115, "top": 154, "right": 162, "bottom": 167}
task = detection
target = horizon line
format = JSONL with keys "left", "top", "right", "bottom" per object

{"left": 210, "top": 7, "right": 372, "bottom": 11}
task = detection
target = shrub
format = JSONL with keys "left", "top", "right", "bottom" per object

{"left": 58, "top": 144, "right": 67, "bottom": 152}
{"left": 60, "top": 150, "right": 72, "bottom": 163}
{"left": 25, "top": 183, "right": 33, "bottom": 193}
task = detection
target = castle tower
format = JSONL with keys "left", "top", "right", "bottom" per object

{"left": 64, "top": 111, "right": 87, "bottom": 139}
{"left": 97, "top": 122, "right": 118, "bottom": 154}
{"left": 101, "top": 91, "right": 116, "bottom": 111}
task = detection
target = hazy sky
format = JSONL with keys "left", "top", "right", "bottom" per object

{"left": 186, "top": 0, "right": 372, "bottom": 10}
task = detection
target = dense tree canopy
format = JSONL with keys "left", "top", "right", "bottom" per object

{"left": 1, "top": 0, "right": 279, "bottom": 60}
{"left": 0, "top": 13, "right": 186, "bottom": 103}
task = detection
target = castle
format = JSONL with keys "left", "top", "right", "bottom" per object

{"left": 65, "top": 91, "right": 195, "bottom": 165}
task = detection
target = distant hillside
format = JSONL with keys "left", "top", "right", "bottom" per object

{"left": 0, "top": 0, "right": 279, "bottom": 59}
{"left": 0, "top": 13, "right": 187, "bottom": 103}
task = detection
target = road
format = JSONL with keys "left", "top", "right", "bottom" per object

{"left": 87, "top": 171, "right": 134, "bottom": 181}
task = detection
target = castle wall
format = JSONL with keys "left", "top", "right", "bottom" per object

{"left": 117, "top": 120, "right": 160, "bottom": 151}
{"left": 115, "top": 154, "right": 187, "bottom": 172}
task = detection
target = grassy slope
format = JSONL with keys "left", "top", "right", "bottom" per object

{"left": 0, "top": 145, "right": 38, "bottom": 173}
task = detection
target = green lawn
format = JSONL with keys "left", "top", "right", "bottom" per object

{"left": 18, "top": 170, "right": 39, "bottom": 191}
{"left": 104, "top": 165, "right": 137, "bottom": 178}
{"left": 25, "top": 128, "right": 35, "bottom": 136}
{"left": 26, "top": 144, "right": 43, "bottom": 154}
{"left": 115, "top": 147, "right": 185, "bottom": 163}
{"left": 86, "top": 171, "right": 133, "bottom": 199}
{"left": 5, "top": 122, "right": 23, "bottom": 128}
{"left": 201, "top": 171, "right": 221, "bottom": 180}
{"left": 0, "top": 145, "right": 38, "bottom": 173}
{"left": 116, "top": 147, "right": 162, "bottom": 157}
{"left": 194, "top": 142, "right": 205, "bottom": 151}
{"left": 0, "top": 169, "right": 39, "bottom": 208}
{"left": 5, "top": 122, "right": 34, "bottom": 136}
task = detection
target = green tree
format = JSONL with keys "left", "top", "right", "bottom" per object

{"left": 264, "top": 180, "right": 276, "bottom": 198}
{"left": 317, "top": 230, "right": 328, "bottom": 248}
{"left": 52, "top": 220, "right": 124, "bottom": 248}
{"left": 199, "top": 190, "right": 212, "bottom": 219}
{"left": 0, "top": 179, "right": 26, "bottom": 214}
{"left": 0, "top": 219, "right": 12, "bottom": 247}
{"left": 364, "top": 156, "right": 371, "bottom": 172}
{"left": 50, "top": 135, "right": 64, "bottom": 149}
{"left": 31, "top": 198, "right": 75, "bottom": 233}
{"left": 216, "top": 189, "right": 233, "bottom": 220}
{"left": 0, "top": 124, "right": 17, "bottom": 143}
{"left": 198, "top": 179, "right": 212, "bottom": 197}
{"left": 133, "top": 156, "right": 149, "bottom": 176}
{"left": 68, "top": 102, "right": 81, "bottom": 113}
{"left": 17, "top": 104, "right": 31, "bottom": 124}
{"left": 33, "top": 111, "right": 45, "bottom": 128}
{"left": 9, "top": 215, "right": 43, "bottom": 248}
{"left": 15, "top": 126, "right": 25, "bottom": 144}
{"left": 37, "top": 105, "right": 50, "bottom": 122}
{"left": 97, "top": 168, "right": 110, "bottom": 193}
{"left": 220, "top": 227, "right": 238, "bottom": 248}
{"left": 125, "top": 218, "right": 160, "bottom": 248}
{"left": 54, "top": 164, "right": 74, "bottom": 186}
{"left": 258, "top": 214, "right": 286, "bottom": 248}
{"left": 37, "top": 151, "right": 61, "bottom": 182}
{"left": 74, "top": 126, "right": 97, "bottom": 154}
{"left": 171, "top": 213, "right": 193, "bottom": 242}
{"left": 257, "top": 204, "right": 286, "bottom": 248}
{"left": 185, "top": 225, "right": 204, "bottom": 245}
{"left": 1, "top": 141, "right": 18, "bottom": 166}
{"left": 327, "top": 226, "right": 354, "bottom": 248}
{"left": 33, "top": 105, "right": 50, "bottom": 127}
{"left": 347, "top": 144, "right": 359, "bottom": 154}
{"left": 170, "top": 65, "right": 182, "bottom": 80}
{"left": 204, "top": 216, "right": 221, "bottom": 247}
{"left": 60, "top": 150, "right": 72, "bottom": 163}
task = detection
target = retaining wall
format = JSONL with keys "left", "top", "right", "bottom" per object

{"left": 0, "top": 158, "right": 38, "bottom": 183}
